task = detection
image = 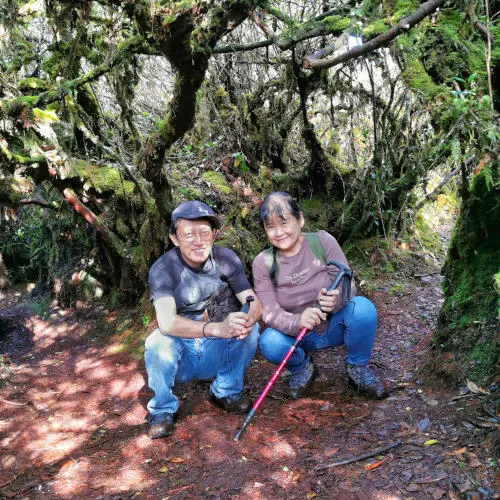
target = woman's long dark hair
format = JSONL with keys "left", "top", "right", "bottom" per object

{"left": 259, "top": 192, "right": 303, "bottom": 286}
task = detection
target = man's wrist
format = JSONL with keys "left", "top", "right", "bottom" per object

{"left": 202, "top": 322, "right": 213, "bottom": 338}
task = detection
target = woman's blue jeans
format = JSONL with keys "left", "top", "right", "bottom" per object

{"left": 145, "top": 324, "right": 259, "bottom": 416}
{"left": 260, "top": 296, "right": 377, "bottom": 374}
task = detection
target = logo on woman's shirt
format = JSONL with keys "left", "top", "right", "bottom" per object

{"left": 285, "top": 268, "right": 310, "bottom": 285}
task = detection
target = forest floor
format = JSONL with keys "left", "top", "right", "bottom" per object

{"left": 0, "top": 246, "right": 498, "bottom": 498}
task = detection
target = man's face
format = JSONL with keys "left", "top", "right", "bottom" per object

{"left": 169, "top": 218, "right": 215, "bottom": 268}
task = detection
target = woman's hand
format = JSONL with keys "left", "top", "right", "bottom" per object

{"left": 299, "top": 307, "right": 326, "bottom": 331}
{"left": 316, "top": 288, "right": 339, "bottom": 313}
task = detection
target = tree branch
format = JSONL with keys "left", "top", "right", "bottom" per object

{"left": 213, "top": 38, "right": 274, "bottom": 53}
{"left": 63, "top": 188, "right": 126, "bottom": 258}
{"left": 303, "top": 0, "right": 443, "bottom": 69}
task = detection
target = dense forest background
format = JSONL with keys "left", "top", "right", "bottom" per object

{"left": 0, "top": 0, "right": 498, "bottom": 383}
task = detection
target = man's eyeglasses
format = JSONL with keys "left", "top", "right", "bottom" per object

{"left": 178, "top": 230, "right": 214, "bottom": 243}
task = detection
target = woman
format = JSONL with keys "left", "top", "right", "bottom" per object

{"left": 252, "top": 192, "right": 387, "bottom": 399}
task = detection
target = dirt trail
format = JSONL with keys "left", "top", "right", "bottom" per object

{"left": 0, "top": 273, "right": 498, "bottom": 499}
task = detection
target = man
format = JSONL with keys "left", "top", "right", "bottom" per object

{"left": 145, "top": 201, "right": 262, "bottom": 439}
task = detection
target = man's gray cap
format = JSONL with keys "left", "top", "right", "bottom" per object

{"left": 171, "top": 201, "right": 222, "bottom": 229}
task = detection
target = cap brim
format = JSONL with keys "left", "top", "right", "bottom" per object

{"left": 206, "top": 215, "right": 223, "bottom": 229}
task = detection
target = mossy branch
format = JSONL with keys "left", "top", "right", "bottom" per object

{"left": 31, "top": 35, "right": 146, "bottom": 107}
{"left": 303, "top": 0, "right": 444, "bottom": 69}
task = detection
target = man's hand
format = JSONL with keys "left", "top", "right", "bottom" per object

{"left": 211, "top": 311, "right": 253, "bottom": 340}
{"left": 299, "top": 307, "right": 326, "bottom": 331}
{"left": 316, "top": 288, "right": 339, "bottom": 313}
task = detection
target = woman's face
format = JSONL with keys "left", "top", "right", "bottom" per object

{"left": 263, "top": 204, "right": 304, "bottom": 257}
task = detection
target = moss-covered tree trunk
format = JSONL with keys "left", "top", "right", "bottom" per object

{"left": 434, "top": 157, "right": 499, "bottom": 384}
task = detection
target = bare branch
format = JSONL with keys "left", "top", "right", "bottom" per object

{"left": 18, "top": 199, "right": 57, "bottom": 209}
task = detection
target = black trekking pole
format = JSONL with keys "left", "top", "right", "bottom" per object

{"left": 233, "top": 261, "right": 352, "bottom": 441}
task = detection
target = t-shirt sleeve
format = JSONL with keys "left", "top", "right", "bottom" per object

{"left": 148, "top": 253, "right": 177, "bottom": 303}
{"left": 318, "top": 230, "right": 357, "bottom": 302}
{"left": 214, "top": 246, "right": 251, "bottom": 295}
{"left": 252, "top": 251, "right": 302, "bottom": 336}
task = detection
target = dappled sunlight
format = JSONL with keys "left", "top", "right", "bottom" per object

{"left": 258, "top": 438, "right": 297, "bottom": 461}
{"left": 240, "top": 481, "right": 266, "bottom": 498}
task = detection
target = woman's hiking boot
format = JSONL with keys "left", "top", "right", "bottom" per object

{"left": 346, "top": 363, "right": 388, "bottom": 399}
{"left": 289, "top": 360, "right": 317, "bottom": 399}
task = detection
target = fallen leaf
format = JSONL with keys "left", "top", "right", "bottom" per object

{"left": 466, "top": 380, "right": 490, "bottom": 395}
{"left": 445, "top": 447, "right": 467, "bottom": 456}
{"left": 306, "top": 493, "right": 317, "bottom": 499}
{"left": 158, "top": 466, "right": 168, "bottom": 473}
{"left": 417, "top": 415, "right": 431, "bottom": 432}
{"left": 364, "top": 458, "right": 387, "bottom": 470}
{"left": 325, "top": 447, "right": 340, "bottom": 457}
{"left": 468, "top": 452, "right": 482, "bottom": 468}
{"left": 424, "top": 439, "right": 439, "bottom": 446}
{"left": 170, "top": 457, "right": 185, "bottom": 463}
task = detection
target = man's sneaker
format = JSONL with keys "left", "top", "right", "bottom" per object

{"left": 149, "top": 412, "right": 176, "bottom": 439}
{"left": 209, "top": 389, "right": 251, "bottom": 413}
{"left": 289, "top": 360, "right": 317, "bottom": 399}
{"left": 346, "top": 363, "right": 388, "bottom": 399}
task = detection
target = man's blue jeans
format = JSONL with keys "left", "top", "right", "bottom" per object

{"left": 145, "top": 324, "right": 259, "bottom": 416}
{"left": 260, "top": 296, "right": 377, "bottom": 374}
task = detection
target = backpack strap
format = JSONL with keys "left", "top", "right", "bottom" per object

{"left": 304, "top": 232, "right": 326, "bottom": 264}
{"left": 265, "top": 232, "right": 326, "bottom": 284}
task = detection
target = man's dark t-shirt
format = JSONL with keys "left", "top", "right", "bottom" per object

{"left": 149, "top": 246, "right": 250, "bottom": 321}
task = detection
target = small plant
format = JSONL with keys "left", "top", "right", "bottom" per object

{"left": 232, "top": 152, "right": 249, "bottom": 172}
{"left": 141, "top": 314, "right": 151, "bottom": 327}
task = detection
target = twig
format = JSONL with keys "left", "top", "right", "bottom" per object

{"left": 314, "top": 440, "right": 403, "bottom": 470}
{"left": 1, "top": 399, "right": 28, "bottom": 406}
{"left": 413, "top": 474, "right": 448, "bottom": 484}
{"left": 165, "top": 484, "right": 194, "bottom": 495}
{"left": 454, "top": 459, "right": 479, "bottom": 487}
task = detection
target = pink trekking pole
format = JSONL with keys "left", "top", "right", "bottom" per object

{"left": 233, "top": 261, "right": 352, "bottom": 441}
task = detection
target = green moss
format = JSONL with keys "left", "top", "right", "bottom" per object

{"left": 179, "top": 186, "right": 203, "bottom": 199}
{"left": 495, "top": 271, "right": 500, "bottom": 320}
{"left": 466, "top": 341, "right": 500, "bottom": 383}
{"left": 68, "top": 159, "right": 135, "bottom": 199}
{"left": 362, "top": 19, "right": 390, "bottom": 38}
{"left": 322, "top": 15, "right": 350, "bottom": 33}
{"left": 300, "top": 195, "right": 337, "bottom": 230}
{"left": 18, "top": 78, "right": 49, "bottom": 91}
{"left": 130, "top": 245, "right": 148, "bottom": 275}
{"left": 414, "top": 213, "right": 441, "bottom": 252}
{"left": 402, "top": 59, "right": 443, "bottom": 101}
{"left": 115, "top": 216, "right": 131, "bottom": 238}
{"left": 201, "top": 171, "right": 231, "bottom": 195}
{"left": 393, "top": 0, "right": 419, "bottom": 20}
{"left": 389, "top": 283, "right": 406, "bottom": 295}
